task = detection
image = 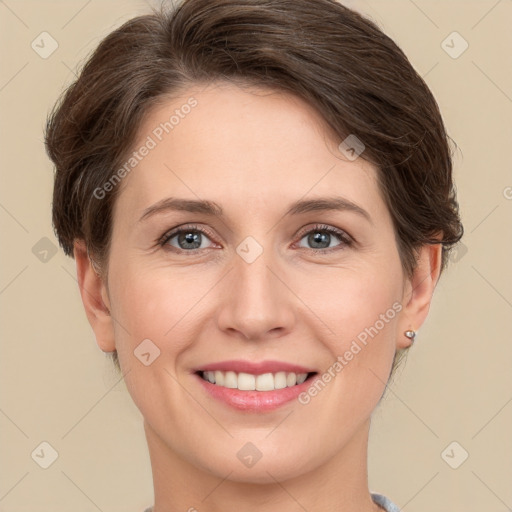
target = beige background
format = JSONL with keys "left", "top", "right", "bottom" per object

{"left": 1, "top": 0, "right": 511, "bottom": 511}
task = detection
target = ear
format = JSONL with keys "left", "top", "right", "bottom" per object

{"left": 397, "top": 242, "right": 443, "bottom": 349}
{"left": 73, "top": 239, "right": 116, "bottom": 353}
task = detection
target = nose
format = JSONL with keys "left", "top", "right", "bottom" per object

{"left": 216, "top": 247, "right": 296, "bottom": 341}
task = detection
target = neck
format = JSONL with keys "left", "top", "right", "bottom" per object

{"left": 145, "top": 418, "right": 382, "bottom": 512}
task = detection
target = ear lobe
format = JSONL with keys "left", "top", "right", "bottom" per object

{"left": 73, "top": 240, "right": 116, "bottom": 353}
{"left": 398, "top": 242, "right": 443, "bottom": 349}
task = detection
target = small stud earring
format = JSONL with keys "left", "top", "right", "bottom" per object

{"left": 404, "top": 330, "right": 416, "bottom": 342}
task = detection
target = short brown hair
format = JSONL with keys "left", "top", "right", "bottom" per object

{"left": 45, "top": 0, "right": 464, "bottom": 375}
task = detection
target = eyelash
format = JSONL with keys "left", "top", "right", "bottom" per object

{"left": 157, "top": 223, "right": 354, "bottom": 255}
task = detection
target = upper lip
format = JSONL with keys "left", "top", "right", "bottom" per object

{"left": 193, "top": 360, "right": 317, "bottom": 375}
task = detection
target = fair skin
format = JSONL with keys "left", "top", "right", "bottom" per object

{"left": 74, "top": 81, "right": 441, "bottom": 512}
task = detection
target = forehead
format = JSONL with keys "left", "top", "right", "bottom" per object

{"left": 113, "top": 81, "right": 383, "bottom": 223}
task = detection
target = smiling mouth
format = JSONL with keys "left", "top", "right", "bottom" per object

{"left": 196, "top": 370, "right": 318, "bottom": 391}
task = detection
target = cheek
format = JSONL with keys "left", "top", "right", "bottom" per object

{"left": 298, "top": 265, "right": 401, "bottom": 405}
{"left": 300, "top": 265, "right": 402, "bottom": 345}
{"left": 108, "top": 258, "right": 163, "bottom": 320}
{"left": 107, "top": 266, "right": 204, "bottom": 422}
{"left": 108, "top": 262, "right": 222, "bottom": 365}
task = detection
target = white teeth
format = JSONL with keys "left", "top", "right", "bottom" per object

{"left": 237, "top": 372, "right": 256, "bottom": 390}
{"left": 286, "top": 372, "right": 297, "bottom": 386}
{"left": 201, "top": 370, "right": 310, "bottom": 391}
{"left": 296, "top": 373, "right": 308, "bottom": 384}
{"left": 214, "top": 370, "right": 225, "bottom": 387}
{"left": 274, "top": 371, "right": 287, "bottom": 389}
{"left": 224, "top": 371, "right": 237, "bottom": 388}
{"left": 255, "top": 373, "right": 274, "bottom": 391}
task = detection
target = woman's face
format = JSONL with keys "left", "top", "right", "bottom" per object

{"left": 89, "top": 81, "right": 424, "bottom": 482}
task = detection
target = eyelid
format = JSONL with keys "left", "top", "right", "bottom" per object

{"left": 158, "top": 222, "right": 354, "bottom": 253}
{"left": 293, "top": 223, "right": 354, "bottom": 251}
{"left": 158, "top": 223, "right": 218, "bottom": 249}
{"left": 295, "top": 223, "right": 352, "bottom": 241}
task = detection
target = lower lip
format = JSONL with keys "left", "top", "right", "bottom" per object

{"left": 194, "top": 373, "right": 318, "bottom": 412}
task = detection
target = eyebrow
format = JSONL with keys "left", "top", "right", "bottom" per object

{"left": 138, "top": 196, "right": 372, "bottom": 224}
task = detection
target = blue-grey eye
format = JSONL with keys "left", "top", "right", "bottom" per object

{"left": 163, "top": 228, "right": 214, "bottom": 251}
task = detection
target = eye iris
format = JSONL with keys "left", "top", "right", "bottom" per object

{"left": 310, "top": 231, "right": 330, "bottom": 249}
{"left": 179, "top": 231, "right": 201, "bottom": 249}
{"left": 168, "top": 228, "right": 341, "bottom": 251}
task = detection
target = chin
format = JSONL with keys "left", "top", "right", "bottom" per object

{"left": 196, "top": 448, "right": 318, "bottom": 484}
